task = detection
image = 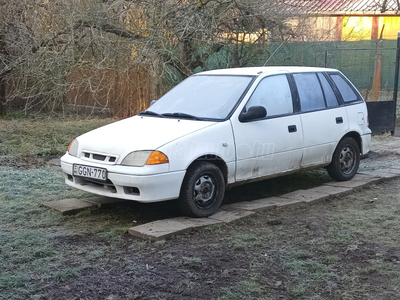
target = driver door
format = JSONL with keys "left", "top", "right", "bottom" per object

{"left": 231, "top": 74, "right": 303, "bottom": 182}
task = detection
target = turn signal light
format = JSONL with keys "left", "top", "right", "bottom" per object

{"left": 67, "top": 140, "right": 74, "bottom": 152}
{"left": 146, "top": 151, "right": 169, "bottom": 165}
{"left": 67, "top": 139, "right": 79, "bottom": 157}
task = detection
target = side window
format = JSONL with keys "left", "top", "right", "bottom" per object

{"left": 293, "top": 73, "right": 326, "bottom": 112}
{"left": 330, "top": 74, "right": 359, "bottom": 102}
{"left": 317, "top": 73, "right": 339, "bottom": 108}
{"left": 245, "top": 74, "right": 293, "bottom": 117}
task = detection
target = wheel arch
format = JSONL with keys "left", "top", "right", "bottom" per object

{"left": 186, "top": 155, "right": 228, "bottom": 187}
{"left": 340, "top": 131, "right": 362, "bottom": 154}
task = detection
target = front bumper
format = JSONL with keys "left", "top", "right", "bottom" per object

{"left": 61, "top": 154, "right": 186, "bottom": 203}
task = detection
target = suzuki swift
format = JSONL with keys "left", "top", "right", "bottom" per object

{"left": 61, "top": 66, "right": 371, "bottom": 217}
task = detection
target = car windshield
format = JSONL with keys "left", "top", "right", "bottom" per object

{"left": 142, "top": 75, "right": 254, "bottom": 121}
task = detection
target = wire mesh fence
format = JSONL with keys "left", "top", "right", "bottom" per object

{"left": 253, "top": 40, "right": 398, "bottom": 100}
{"left": 244, "top": 39, "right": 400, "bottom": 120}
{"left": 324, "top": 46, "right": 397, "bottom": 101}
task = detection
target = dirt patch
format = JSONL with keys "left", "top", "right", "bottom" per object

{"left": 37, "top": 178, "right": 400, "bottom": 300}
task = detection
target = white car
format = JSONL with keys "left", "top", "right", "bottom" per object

{"left": 61, "top": 66, "right": 371, "bottom": 217}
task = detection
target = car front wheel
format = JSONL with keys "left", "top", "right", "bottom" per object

{"left": 178, "top": 162, "right": 225, "bottom": 218}
{"left": 327, "top": 137, "right": 360, "bottom": 181}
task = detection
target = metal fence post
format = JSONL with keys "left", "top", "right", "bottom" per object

{"left": 393, "top": 31, "right": 400, "bottom": 135}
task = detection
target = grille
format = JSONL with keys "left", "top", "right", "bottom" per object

{"left": 93, "top": 154, "right": 106, "bottom": 161}
{"left": 76, "top": 177, "right": 117, "bottom": 193}
{"left": 82, "top": 151, "right": 118, "bottom": 164}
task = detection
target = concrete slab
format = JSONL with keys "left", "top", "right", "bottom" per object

{"left": 225, "top": 197, "right": 280, "bottom": 212}
{"left": 324, "top": 178, "right": 379, "bottom": 189}
{"left": 350, "top": 173, "right": 381, "bottom": 182}
{"left": 280, "top": 189, "right": 330, "bottom": 204}
{"left": 128, "top": 217, "right": 221, "bottom": 241}
{"left": 208, "top": 208, "right": 255, "bottom": 223}
{"left": 48, "top": 165, "right": 400, "bottom": 240}
{"left": 275, "top": 197, "right": 306, "bottom": 208}
{"left": 82, "top": 197, "right": 125, "bottom": 207}
{"left": 42, "top": 198, "right": 95, "bottom": 215}
{"left": 306, "top": 185, "right": 352, "bottom": 197}
{"left": 356, "top": 170, "right": 382, "bottom": 177}
{"left": 129, "top": 219, "right": 190, "bottom": 241}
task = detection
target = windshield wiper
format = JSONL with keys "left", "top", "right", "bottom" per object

{"left": 139, "top": 110, "right": 164, "bottom": 118}
{"left": 161, "top": 112, "right": 201, "bottom": 120}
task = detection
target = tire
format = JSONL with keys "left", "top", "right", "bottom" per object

{"left": 327, "top": 137, "right": 360, "bottom": 181}
{"left": 178, "top": 162, "right": 225, "bottom": 218}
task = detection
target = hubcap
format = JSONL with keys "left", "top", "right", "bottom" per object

{"left": 193, "top": 174, "right": 216, "bottom": 208}
{"left": 339, "top": 145, "right": 356, "bottom": 174}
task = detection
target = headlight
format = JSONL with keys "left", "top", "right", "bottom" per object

{"left": 67, "top": 139, "right": 79, "bottom": 157}
{"left": 121, "top": 150, "right": 169, "bottom": 166}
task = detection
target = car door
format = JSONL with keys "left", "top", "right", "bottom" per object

{"left": 231, "top": 74, "right": 303, "bottom": 182}
{"left": 292, "top": 72, "right": 349, "bottom": 167}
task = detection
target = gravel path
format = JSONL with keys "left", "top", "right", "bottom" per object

{"left": 360, "top": 134, "right": 400, "bottom": 171}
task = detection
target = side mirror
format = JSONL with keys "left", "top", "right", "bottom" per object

{"left": 150, "top": 100, "right": 157, "bottom": 107}
{"left": 239, "top": 106, "right": 267, "bottom": 122}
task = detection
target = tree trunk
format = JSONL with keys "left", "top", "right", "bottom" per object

{"left": 0, "top": 79, "right": 5, "bottom": 116}
{"left": 0, "top": 35, "right": 6, "bottom": 116}
{"left": 177, "top": 36, "right": 193, "bottom": 78}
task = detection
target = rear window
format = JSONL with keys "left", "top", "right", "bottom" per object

{"left": 330, "top": 74, "right": 359, "bottom": 103}
{"left": 293, "top": 73, "right": 326, "bottom": 112}
{"left": 317, "top": 73, "right": 339, "bottom": 108}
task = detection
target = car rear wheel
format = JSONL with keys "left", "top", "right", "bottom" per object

{"left": 178, "top": 162, "right": 225, "bottom": 218}
{"left": 327, "top": 137, "right": 360, "bottom": 181}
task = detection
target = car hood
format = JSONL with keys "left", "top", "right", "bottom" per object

{"left": 76, "top": 116, "right": 216, "bottom": 157}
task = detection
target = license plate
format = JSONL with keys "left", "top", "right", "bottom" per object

{"left": 73, "top": 164, "right": 107, "bottom": 182}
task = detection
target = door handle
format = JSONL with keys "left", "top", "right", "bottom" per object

{"left": 336, "top": 117, "right": 343, "bottom": 124}
{"left": 288, "top": 125, "right": 297, "bottom": 133}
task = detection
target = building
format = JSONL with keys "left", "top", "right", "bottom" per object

{"left": 282, "top": 0, "right": 400, "bottom": 41}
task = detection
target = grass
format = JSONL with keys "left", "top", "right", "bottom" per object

{"left": 219, "top": 280, "right": 264, "bottom": 300}
{"left": 1, "top": 114, "right": 400, "bottom": 299}
{"left": 181, "top": 257, "right": 203, "bottom": 269}
{"left": 0, "top": 166, "right": 94, "bottom": 297}
{"left": 225, "top": 232, "right": 263, "bottom": 250}
{"left": 0, "top": 115, "right": 115, "bottom": 157}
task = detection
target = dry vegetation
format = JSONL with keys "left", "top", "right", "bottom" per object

{"left": 0, "top": 0, "right": 302, "bottom": 116}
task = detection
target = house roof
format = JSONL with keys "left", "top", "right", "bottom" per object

{"left": 279, "top": 0, "right": 400, "bottom": 16}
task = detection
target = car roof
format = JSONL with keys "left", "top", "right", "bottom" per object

{"left": 197, "top": 66, "right": 339, "bottom": 76}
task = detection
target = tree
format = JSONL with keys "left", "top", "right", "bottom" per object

{"left": 0, "top": 0, "right": 303, "bottom": 115}
{"left": 0, "top": 0, "right": 148, "bottom": 114}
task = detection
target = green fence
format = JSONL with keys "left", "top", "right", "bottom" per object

{"left": 250, "top": 40, "right": 397, "bottom": 93}
{"left": 189, "top": 40, "right": 398, "bottom": 102}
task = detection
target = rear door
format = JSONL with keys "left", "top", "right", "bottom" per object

{"left": 292, "top": 72, "right": 349, "bottom": 167}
